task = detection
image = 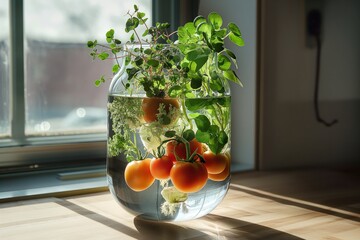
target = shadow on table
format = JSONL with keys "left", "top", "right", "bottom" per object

{"left": 134, "top": 214, "right": 303, "bottom": 240}
{"left": 58, "top": 199, "right": 302, "bottom": 239}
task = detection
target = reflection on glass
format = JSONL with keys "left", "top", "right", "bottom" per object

{"left": 0, "top": 0, "right": 10, "bottom": 138}
{"left": 24, "top": 0, "right": 152, "bottom": 135}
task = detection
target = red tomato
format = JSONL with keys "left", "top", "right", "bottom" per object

{"left": 166, "top": 139, "right": 203, "bottom": 162}
{"left": 124, "top": 158, "right": 155, "bottom": 191}
{"left": 150, "top": 155, "right": 173, "bottom": 180}
{"left": 141, "top": 97, "right": 179, "bottom": 124}
{"left": 203, "top": 151, "right": 227, "bottom": 174}
{"left": 208, "top": 154, "right": 231, "bottom": 181}
{"left": 170, "top": 161, "right": 208, "bottom": 193}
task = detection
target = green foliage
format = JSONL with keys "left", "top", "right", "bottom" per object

{"left": 88, "top": 5, "right": 244, "bottom": 155}
{"left": 108, "top": 97, "right": 144, "bottom": 160}
{"left": 87, "top": 5, "right": 244, "bottom": 92}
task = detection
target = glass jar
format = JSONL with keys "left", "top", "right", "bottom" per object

{"left": 106, "top": 44, "right": 231, "bottom": 221}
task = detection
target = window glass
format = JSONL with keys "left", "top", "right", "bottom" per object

{"left": 24, "top": 0, "right": 152, "bottom": 136}
{"left": 0, "top": 0, "right": 10, "bottom": 138}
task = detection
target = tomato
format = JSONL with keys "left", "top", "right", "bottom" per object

{"left": 170, "top": 161, "right": 208, "bottom": 193}
{"left": 208, "top": 154, "right": 231, "bottom": 181}
{"left": 150, "top": 155, "right": 173, "bottom": 180}
{"left": 203, "top": 151, "right": 227, "bottom": 174}
{"left": 142, "top": 97, "right": 180, "bottom": 124}
{"left": 166, "top": 139, "right": 203, "bottom": 162}
{"left": 124, "top": 158, "right": 155, "bottom": 191}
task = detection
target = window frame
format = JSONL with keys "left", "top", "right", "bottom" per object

{"left": 0, "top": 0, "right": 183, "bottom": 173}
{"left": 0, "top": 0, "right": 108, "bottom": 172}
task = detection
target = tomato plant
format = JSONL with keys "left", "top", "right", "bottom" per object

{"left": 203, "top": 151, "right": 227, "bottom": 174}
{"left": 208, "top": 154, "right": 230, "bottom": 181}
{"left": 166, "top": 139, "right": 203, "bottom": 162}
{"left": 124, "top": 158, "right": 155, "bottom": 191}
{"left": 150, "top": 155, "right": 174, "bottom": 180}
{"left": 142, "top": 97, "right": 180, "bottom": 125}
{"left": 170, "top": 161, "right": 208, "bottom": 193}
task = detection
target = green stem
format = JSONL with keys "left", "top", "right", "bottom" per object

{"left": 133, "top": 131, "right": 142, "bottom": 159}
{"left": 181, "top": 99, "right": 193, "bottom": 130}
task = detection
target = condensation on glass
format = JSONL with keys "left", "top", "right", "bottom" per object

{"left": 23, "top": 0, "right": 152, "bottom": 136}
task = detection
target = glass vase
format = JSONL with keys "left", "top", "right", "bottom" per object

{"left": 106, "top": 45, "right": 231, "bottom": 221}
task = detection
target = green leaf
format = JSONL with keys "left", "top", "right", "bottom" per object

{"left": 142, "top": 29, "right": 149, "bottom": 37}
{"left": 218, "top": 55, "right": 231, "bottom": 71}
{"left": 219, "top": 131, "right": 228, "bottom": 145}
{"left": 126, "top": 68, "right": 139, "bottom": 80}
{"left": 95, "top": 79, "right": 101, "bottom": 86}
{"left": 134, "top": 56, "right": 143, "bottom": 66}
{"left": 106, "top": 29, "right": 114, "bottom": 43}
{"left": 215, "top": 29, "right": 227, "bottom": 38}
{"left": 195, "top": 130, "right": 210, "bottom": 143}
{"left": 130, "top": 33, "right": 135, "bottom": 42}
{"left": 94, "top": 76, "right": 105, "bottom": 87}
{"left": 114, "top": 39, "right": 121, "bottom": 44}
{"left": 147, "top": 59, "right": 159, "bottom": 67}
{"left": 168, "top": 85, "right": 182, "bottom": 97}
{"left": 225, "top": 49, "right": 236, "bottom": 59}
{"left": 165, "top": 130, "right": 176, "bottom": 138}
{"left": 228, "top": 22, "right": 242, "bottom": 36}
{"left": 208, "top": 12, "right": 222, "bottom": 30}
{"left": 197, "top": 22, "right": 212, "bottom": 38}
{"left": 186, "top": 50, "right": 200, "bottom": 61}
{"left": 189, "top": 54, "right": 208, "bottom": 72}
{"left": 137, "top": 12, "right": 145, "bottom": 19}
{"left": 106, "top": 29, "right": 114, "bottom": 38}
{"left": 184, "top": 22, "right": 196, "bottom": 35}
{"left": 134, "top": 4, "right": 139, "bottom": 12}
{"left": 191, "top": 77, "right": 202, "bottom": 89}
{"left": 98, "top": 52, "right": 109, "bottom": 60}
{"left": 125, "top": 17, "right": 140, "bottom": 32}
{"left": 229, "top": 32, "right": 245, "bottom": 46}
{"left": 193, "top": 15, "right": 206, "bottom": 27}
{"left": 144, "top": 48, "right": 152, "bottom": 55}
{"left": 223, "top": 70, "right": 242, "bottom": 86}
{"left": 212, "top": 38, "right": 224, "bottom": 52}
{"left": 139, "top": 18, "right": 148, "bottom": 25}
{"left": 194, "top": 115, "right": 210, "bottom": 132}
{"left": 87, "top": 40, "right": 94, "bottom": 48}
{"left": 185, "top": 98, "right": 214, "bottom": 111}
{"left": 183, "top": 129, "right": 195, "bottom": 141}
{"left": 112, "top": 64, "right": 120, "bottom": 73}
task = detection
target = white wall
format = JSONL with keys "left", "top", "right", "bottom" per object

{"left": 199, "top": 0, "right": 258, "bottom": 170}
{"left": 259, "top": 0, "right": 360, "bottom": 169}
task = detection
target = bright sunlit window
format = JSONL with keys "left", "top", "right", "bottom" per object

{"left": 0, "top": 0, "right": 152, "bottom": 168}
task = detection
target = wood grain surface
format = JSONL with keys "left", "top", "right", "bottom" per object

{"left": 1, "top": 169, "right": 359, "bottom": 239}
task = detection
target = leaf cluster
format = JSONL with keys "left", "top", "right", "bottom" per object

{"left": 87, "top": 5, "right": 244, "bottom": 97}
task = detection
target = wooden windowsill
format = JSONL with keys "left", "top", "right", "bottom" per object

{"left": 0, "top": 169, "right": 359, "bottom": 239}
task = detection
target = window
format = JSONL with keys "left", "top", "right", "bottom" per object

{"left": 0, "top": 0, "right": 10, "bottom": 138}
{"left": 0, "top": 0, "right": 152, "bottom": 170}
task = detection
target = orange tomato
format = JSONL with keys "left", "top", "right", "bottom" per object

{"left": 150, "top": 155, "right": 174, "bottom": 180}
{"left": 141, "top": 97, "right": 180, "bottom": 124}
{"left": 208, "top": 154, "right": 231, "bottom": 181}
{"left": 203, "top": 151, "right": 227, "bottom": 174}
{"left": 170, "top": 161, "right": 208, "bottom": 193}
{"left": 166, "top": 139, "right": 203, "bottom": 162}
{"left": 124, "top": 158, "right": 155, "bottom": 191}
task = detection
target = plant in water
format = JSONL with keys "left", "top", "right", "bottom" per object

{"left": 88, "top": 4, "right": 244, "bottom": 159}
{"left": 89, "top": 5, "right": 245, "bottom": 220}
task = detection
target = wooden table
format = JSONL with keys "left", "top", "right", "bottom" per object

{"left": 1, "top": 169, "right": 359, "bottom": 239}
